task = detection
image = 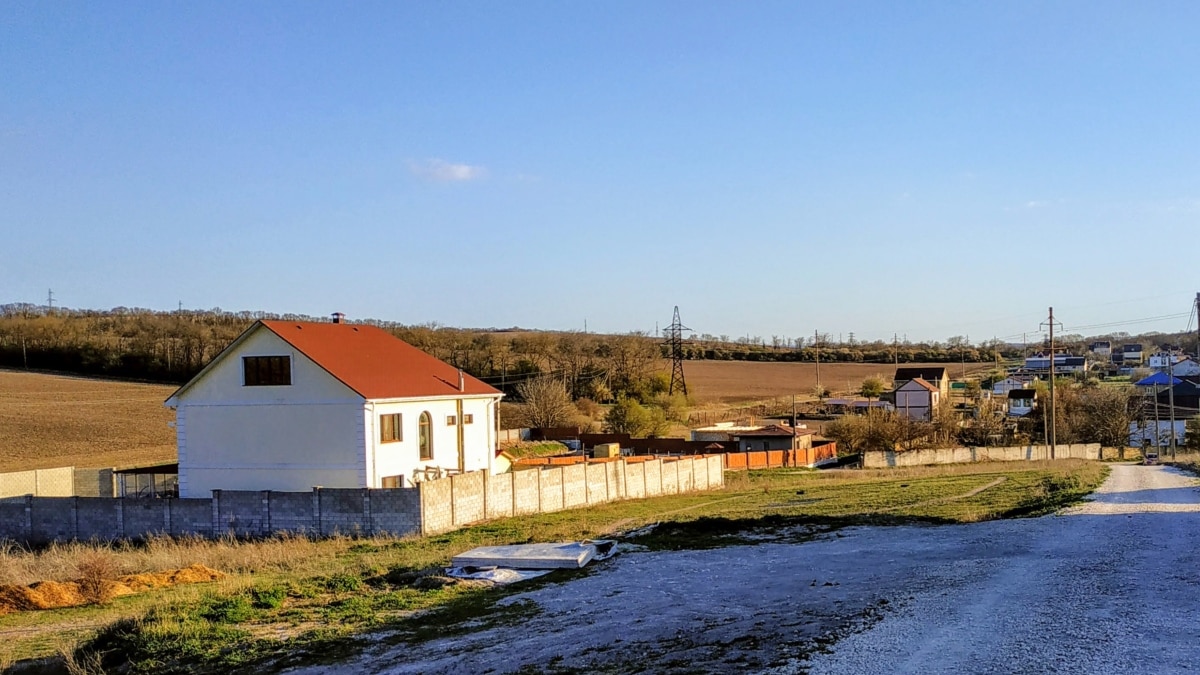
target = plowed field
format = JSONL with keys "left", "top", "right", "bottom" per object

{"left": 681, "top": 360, "right": 991, "bottom": 403}
{"left": 0, "top": 370, "right": 176, "bottom": 472}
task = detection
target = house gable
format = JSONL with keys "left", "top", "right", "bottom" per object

{"left": 167, "top": 325, "right": 360, "bottom": 406}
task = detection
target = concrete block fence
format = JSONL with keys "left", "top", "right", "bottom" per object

{"left": 0, "top": 455, "right": 725, "bottom": 544}
{"left": 862, "top": 443, "right": 1105, "bottom": 468}
{"left": 419, "top": 455, "right": 725, "bottom": 535}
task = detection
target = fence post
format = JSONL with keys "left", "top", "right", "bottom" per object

{"left": 211, "top": 490, "right": 222, "bottom": 538}
{"left": 312, "top": 488, "right": 322, "bottom": 537}
{"left": 362, "top": 488, "right": 372, "bottom": 535}
{"left": 23, "top": 495, "right": 33, "bottom": 541}
{"left": 262, "top": 491, "right": 271, "bottom": 536}
{"left": 419, "top": 482, "right": 429, "bottom": 536}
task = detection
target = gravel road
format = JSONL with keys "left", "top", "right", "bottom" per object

{"left": 291, "top": 464, "right": 1200, "bottom": 675}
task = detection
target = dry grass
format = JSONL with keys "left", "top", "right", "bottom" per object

{"left": 681, "top": 360, "right": 992, "bottom": 403}
{"left": 0, "top": 370, "right": 176, "bottom": 472}
{"left": 0, "top": 534, "right": 340, "bottom": 588}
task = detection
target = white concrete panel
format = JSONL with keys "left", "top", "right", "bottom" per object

{"left": 452, "top": 542, "right": 596, "bottom": 569}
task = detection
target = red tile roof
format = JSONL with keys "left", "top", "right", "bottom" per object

{"left": 901, "top": 377, "right": 939, "bottom": 393}
{"left": 260, "top": 321, "right": 502, "bottom": 400}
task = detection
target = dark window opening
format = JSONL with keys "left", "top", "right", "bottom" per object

{"left": 243, "top": 356, "right": 291, "bottom": 386}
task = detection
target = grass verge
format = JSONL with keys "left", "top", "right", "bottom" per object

{"left": 3, "top": 460, "right": 1107, "bottom": 673}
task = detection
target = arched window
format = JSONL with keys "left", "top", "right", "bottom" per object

{"left": 418, "top": 412, "right": 433, "bottom": 460}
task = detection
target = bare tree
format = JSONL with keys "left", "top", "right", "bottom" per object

{"left": 515, "top": 376, "right": 575, "bottom": 428}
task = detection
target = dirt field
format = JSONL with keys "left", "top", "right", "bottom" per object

{"left": 681, "top": 360, "right": 992, "bottom": 403}
{"left": 0, "top": 370, "right": 176, "bottom": 472}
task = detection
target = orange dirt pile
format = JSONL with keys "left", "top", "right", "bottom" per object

{"left": 0, "top": 564, "right": 225, "bottom": 615}
{"left": 118, "top": 563, "right": 224, "bottom": 591}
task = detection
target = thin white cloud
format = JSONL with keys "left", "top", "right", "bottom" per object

{"left": 409, "top": 158, "right": 488, "bottom": 182}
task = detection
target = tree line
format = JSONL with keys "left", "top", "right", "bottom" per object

{"left": 4, "top": 304, "right": 1188, "bottom": 404}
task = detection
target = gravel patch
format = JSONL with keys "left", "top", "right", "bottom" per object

{"left": 288, "top": 465, "right": 1200, "bottom": 674}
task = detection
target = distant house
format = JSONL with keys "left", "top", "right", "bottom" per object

{"left": 893, "top": 367, "right": 950, "bottom": 399}
{"left": 1089, "top": 341, "right": 1112, "bottom": 358}
{"left": 1172, "top": 359, "right": 1200, "bottom": 377}
{"left": 1134, "top": 372, "right": 1182, "bottom": 389}
{"left": 166, "top": 319, "right": 504, "bottom": 498}
{"left": 1121, "top": 344, "right": 1145, "bottom": 365}
{"left": 727, "top": 425, "right": 815, "bottom": 453}
{"left": 1007, "top": 389, "right": 1037, "bottom": 417}
{"left": 894, "top": 378, "right": 941, "bottom": 421}
{"left": 1155, "top": 380, "right": 1200, "bottom": 413}
{"left": 1149, "top": 351, "right": 1186, "bottom": 370}
{"left": 992, "top": 375, "right": 1036, "bottom": 396}
{"left": 1023, "top": 353, "right": 1089, "bottom": 375}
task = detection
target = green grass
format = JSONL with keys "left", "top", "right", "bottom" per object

{"left": 500, "top": 441, "right": 571, "bottom": 459}
{"left": 6, "top": 460, "right": 1108, "bottom": 673}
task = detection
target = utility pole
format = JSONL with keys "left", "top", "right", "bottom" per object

{"left": 1195, "top": 292, "right": 1200, "bottom": 360}
{"left": 1041, "top": 308, "right": 1062, "bottom": 459}
{"left": 893, "top": 333, "right": 899, "bottom": 366}
{"left": 46, "top": 289, "right": 54, "bottom": 312}
{"left": 814, "top": 329, "right": 822, "bottom": 391}
{"left": 962, "top": 334, "right": 968, "bottom": 380}
{"left": 1168, "top": 346, "right": 1178, "bottom": 459}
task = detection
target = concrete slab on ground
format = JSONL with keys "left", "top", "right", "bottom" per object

{"left": 451, "top": 542, "right": 596, "bottom": 569}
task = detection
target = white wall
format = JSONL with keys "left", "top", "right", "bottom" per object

{"left": 179, "top": 402, "right": 366, "bottom": 496}
{"left": 366, "top": 396, "right": 497, "bottom": 487}
{"left": 174, "top": 328, "right": 368, "bottom": 497}
{"left": 895, "top": 387, "right": 933, "bottom": 420}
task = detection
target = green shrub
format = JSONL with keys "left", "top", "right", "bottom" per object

{"left": 251, "top": 586, "right": 287, "bottom": 609}
{"left": 201, "top": 595, "right": 254, "bottom": 624}
{"left": 322, "top": 573, "right": 362, "bottom": 593}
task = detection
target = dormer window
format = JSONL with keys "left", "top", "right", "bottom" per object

{"left": 243, "top": 356, "right": 291, "bottom": 386}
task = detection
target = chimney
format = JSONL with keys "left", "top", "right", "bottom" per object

{"left": 331, "top": 312, "right": 345, "bottom": 324}
{"left": 458, "top": 369, "right": 465, "bottom": 392}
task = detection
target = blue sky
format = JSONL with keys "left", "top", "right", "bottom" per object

{"left": 3, "top": 1, "right": 1198, "bottom": 343}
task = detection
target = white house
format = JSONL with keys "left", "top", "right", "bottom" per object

{"left": 1006, "top": 389, "right": 1037, "bottom": 417}
{"left": 1171, "top": 358, "right": 1200, "bottom": 377}
{"left": 1023, "top": 353, "right": 1089, "bottom": 375}
{"left": 894, "top": 378, "right": 940, "bottom": 421}
{"left": 165, "top": 319, "right": 503, "bottom": 497}
{"left": 992, "top": 376, "right": 1036, "bottom": 396}
{"left": 1149, "top": 351, "right": 1186, "bottom": 370}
